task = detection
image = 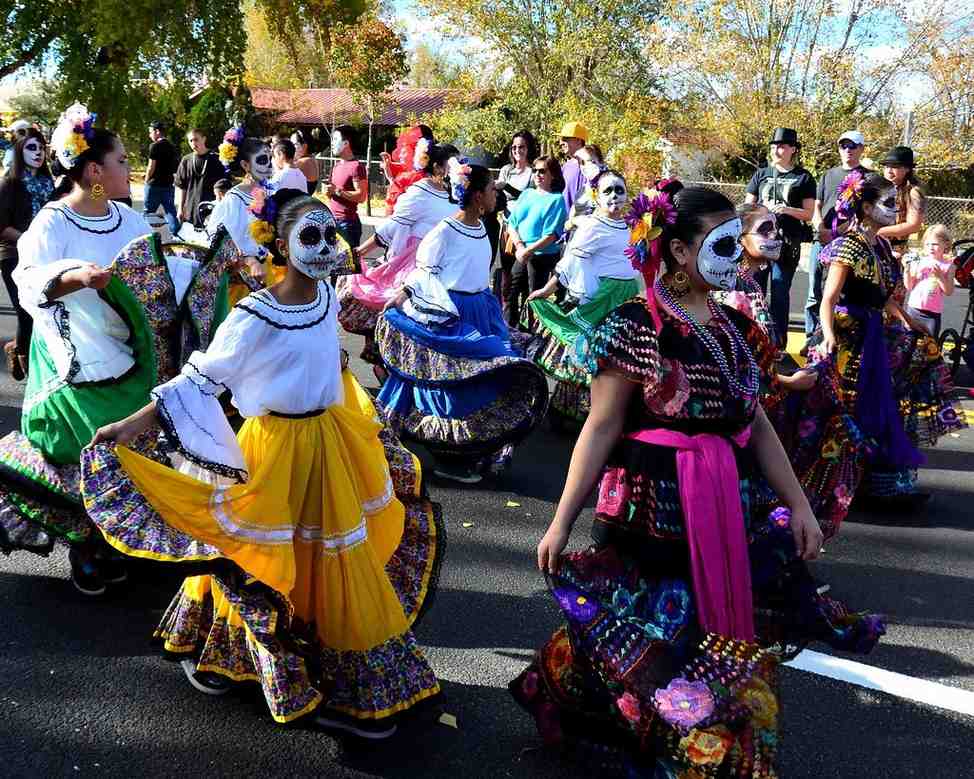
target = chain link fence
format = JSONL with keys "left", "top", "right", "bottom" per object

{"left": 687, "top": 181, "right": 974, "bottom": 241}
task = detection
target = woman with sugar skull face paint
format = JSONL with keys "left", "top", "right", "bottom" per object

{"left": 0, "top": 128, "right": 54, "bottom": 379}
{"left": 376, "top": 160, "right": 549, "bottom": 482}
{"left": 206, "top": 128, "right": 280, "bottom": 304}
{"left": 335, "top": 141, "right": 458, "bottom": 380}
{"left": 769, "top": 171, "right": 964, "bottom": 525}
{"left": 723, "top": 204, "right": 818, "bottom": 397}
{"left": 512, "top": 181, "right": 885, "bottom": 777}
{"left": 0, "top": 103, "right": 238, "bottom": 598}
{"left": 87, "top": 187, "right": 444, "bottom": 737}
{"left": 521, "top": 169, "right": 639, "bottom": 425}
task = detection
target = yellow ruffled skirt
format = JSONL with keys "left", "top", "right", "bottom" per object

{"left": 85, "top": 372, "right": 441, "bottom": 722}
{"left": 228, "top": 261, "right": 287, "bottom": 306}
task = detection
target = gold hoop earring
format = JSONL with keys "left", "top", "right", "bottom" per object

{"left": 672, "top": 269, "right": 690, "bottom": 296}
{"left": 90, "top": 183, "right": 105, "bottom": 201}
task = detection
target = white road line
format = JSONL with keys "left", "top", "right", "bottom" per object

{"left": 786, "top": 650, "right": 974, "bottom": 717}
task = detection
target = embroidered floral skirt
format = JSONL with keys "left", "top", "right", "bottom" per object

{"left": 376, "top": 291, "right": 549, "bottom": 458}
{"left": 526, "top": 278, "right": 640, "bottom": 387}
{"left": 510, "top": 436, "right": 885, "bottom": 777}
{"left": 770, "top": 308, "right": 965, "bottom": 536}
{"left": 81, "top": 372, "right": 442, "bottom": 723}
{"left": 550, "top": 381, "right": 591, "bottom": 425}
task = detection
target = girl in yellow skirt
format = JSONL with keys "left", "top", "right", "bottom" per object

{"left": 82, "top": 188, "right": 442, "bottom": 738}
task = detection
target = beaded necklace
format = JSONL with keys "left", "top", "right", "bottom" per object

{"left": 654, "top": 279, "right": 760, "bottom": 402}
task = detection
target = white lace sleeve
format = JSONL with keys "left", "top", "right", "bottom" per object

{"left": 401, "top": 225, "right": 458, "bottom": 325}
{"left": 210, "top": 193, "right": 268, "bottom": 260}
{"left": 376, "top": 184, "right": 423, "bottom": 256}
{"left": 150, "top": 307, "right": 259, "bottom": 482}
{"left": 14, "top": 208, "right": 136, "bottom": 384}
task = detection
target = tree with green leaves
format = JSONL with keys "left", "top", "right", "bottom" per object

{"left": 332, "top": 16, "right": 409, "bottom": 214}
{"left": 418, "top": 0, "right": 662, "bottom": 143}
{"left": 0, "top": 0, "right": 246, "bottom": 161}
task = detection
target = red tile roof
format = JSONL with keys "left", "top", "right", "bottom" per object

{"left": 250, "top": 87, "right": 486, "bottom": 126}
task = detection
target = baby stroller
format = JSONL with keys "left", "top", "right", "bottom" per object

{"left": 937, "top": 238, "right": 974, "bottom": 377}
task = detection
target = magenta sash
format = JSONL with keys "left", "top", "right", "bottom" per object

{"left": 626, "top": 426, "right": 756, "bottom": 640}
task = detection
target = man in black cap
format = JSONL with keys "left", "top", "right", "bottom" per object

{"left": 877, "top": 146, "right": 925, "bottom": 254}
{"left": 143, "top": 121, "right": 180, "bottom": 235}
{"left": 745, "top": 127, "right": 816, "bottom": 348}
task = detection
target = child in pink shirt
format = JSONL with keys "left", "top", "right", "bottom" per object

{"left": 904, "top": 224, "right": 955, "bottom": 336}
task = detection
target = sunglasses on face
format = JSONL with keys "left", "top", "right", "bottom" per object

{"left": 533, "top": 168, "right": 547, "bottom": 175}
{"left": 838, "top": 141, "right": 860, "bottom": 150}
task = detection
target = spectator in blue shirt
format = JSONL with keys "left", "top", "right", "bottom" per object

{"left": 505, "top": 155, "right": 569, "bottom": 327}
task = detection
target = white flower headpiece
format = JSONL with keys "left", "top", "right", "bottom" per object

{"left": 447, "top": 156, "right": 472, "bottom": 202}
{"left": 51, "top": 103, "right": 97, "bottom": 170}
{"left": 413, "top": 137, "right": 431, "bottom": 172}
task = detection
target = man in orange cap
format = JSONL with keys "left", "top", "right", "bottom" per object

{"left": 559, "top": 121, "right": 589, "bottom": 211}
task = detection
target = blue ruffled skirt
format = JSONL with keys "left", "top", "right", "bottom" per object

{"left": 376, "top": 290, "right": 548, "bottom": 457}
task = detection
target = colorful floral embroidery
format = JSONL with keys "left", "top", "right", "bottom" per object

{"left": 654, "top": 678, "right": 715, "bottom": 729}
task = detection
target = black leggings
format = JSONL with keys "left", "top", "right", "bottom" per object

{"left": 507, "top": 253, "right": 559, "bottom": 330}
{"left": 1, "top": 255, "right": 32, "bottom": 354}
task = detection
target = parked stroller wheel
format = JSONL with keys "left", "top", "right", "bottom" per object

{"left": 938, "top": 328, "right": 962, "bottom": 378}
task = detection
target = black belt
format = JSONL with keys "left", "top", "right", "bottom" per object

{"left": 268, "top": 408, "right": 326, "bottom": 419}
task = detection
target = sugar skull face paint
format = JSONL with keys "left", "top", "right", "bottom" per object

{"left": 741, "top": 212, "right": 782, "bottom": 262}
{"left": 247, "top": 145, "right": 273, "bottom": 182}
{"left": 595, "top": 173, "right": 628, "bottom": 215}
{"left": 696, "top": 216, "right": 743, "bottom": 291}
{"left": 870, "top": 190, "right": 898, "bottom": 226}
{"left": 287, "top": 207, "right": 350, "bottom": 280}
{"left": 22, "top": 139, "right": 44, "bottom": 169}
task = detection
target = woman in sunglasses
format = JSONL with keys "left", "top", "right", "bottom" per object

{"left": 780, "top": 171, "right": 963, "bottom": 527}
{"left": 206, "top": 127, "right": 279, "bottom": 304}
{"left": 0, "top": 128, "right": 54, "bottom": 379}
{"left": 504, "top": 155, "right": 568, "bottom": 328}
{"left": 512, "top": 180, "right": 882, "bottom": 776}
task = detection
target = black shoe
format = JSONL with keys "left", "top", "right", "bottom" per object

{"left": 433, "top": 466, "right": 482, "bottom": 484}
{"left": 68, "top": 551, "right": 106, "bottom": 597}
{"left": 97, "top": 554, "right": 128, "bottom": 585}
{"left": 314, "top": 708, "right": 397, "bottom": 740}
{"left": 180, "top": 659, "right": 233, "bottom": 696}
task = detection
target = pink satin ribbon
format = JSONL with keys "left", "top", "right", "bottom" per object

{"left": 626, "top": 426, "right": 756, "bottom": 640}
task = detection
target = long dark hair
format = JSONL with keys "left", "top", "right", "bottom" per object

{"left": 426, "top": 143, "right": 458, "bottom": 176}
{"left": 534, "top": 155, "right": 566, "bottom": 193}
{"left": 50, "top": 127, "right": 118, "bottom": 199}
{"left": 7, "top": 128, "right": 52, "bottom": 181}
{"left": 507, "top": 130, "right": 538, "bottom": 166}
{"left": 660, "top": 184, "right": 736, "bottom": 264}
{"left": 230, "top": 137, "right": 269, "bottom": 178}
{"left": 842, "top": 172, "right": 891, "bottom": 223}
{"left": 459, "top": 164, "right": 492, "bottom": 209}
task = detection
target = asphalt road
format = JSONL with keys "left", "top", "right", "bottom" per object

{"left": 1, "top": 220, "right": 973, "bottom": 777}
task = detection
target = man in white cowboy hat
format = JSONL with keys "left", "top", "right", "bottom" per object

{"left": 2, "top": 119, "right": 32, "bottom": 170}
